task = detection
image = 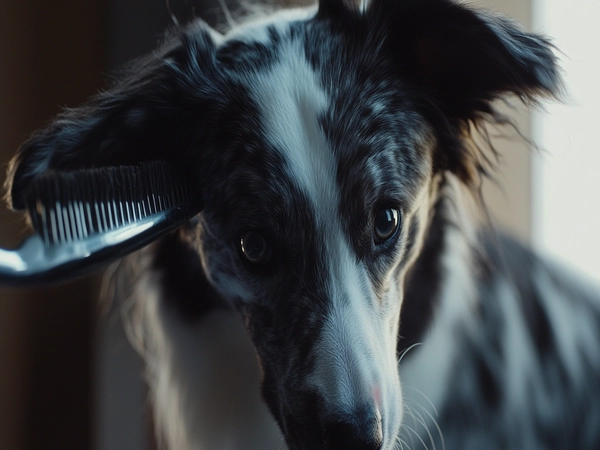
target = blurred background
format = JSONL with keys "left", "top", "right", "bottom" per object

{"left": 0, "top": 0, "right": 598, "bottom": 449}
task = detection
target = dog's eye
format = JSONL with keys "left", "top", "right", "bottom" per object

{"left": 374, "top": 208, "right": 400, "bottom": 244}
{"left": 241, "top": 231, "right": 269, "bottom": 264}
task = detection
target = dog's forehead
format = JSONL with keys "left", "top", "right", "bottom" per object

{"left": 244, "top": 40, "right": 337, "bottom": 218}
{"left": 211, "top": 16, "right": 434, "bottom": 216}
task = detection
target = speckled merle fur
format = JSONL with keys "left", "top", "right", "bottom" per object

{"left": 6, "top": 0, "right": 600, "bottom": 449}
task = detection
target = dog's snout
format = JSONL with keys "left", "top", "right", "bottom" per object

{"left": 322, "top": 407, "right": 383, "bottom": 450}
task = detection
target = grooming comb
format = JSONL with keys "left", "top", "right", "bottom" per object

{"left": 0, "top": 161, "right": 202, "bottom": 286}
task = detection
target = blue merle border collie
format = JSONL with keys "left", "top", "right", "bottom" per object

{"left": 7, "top": 0, "right": 600, "bottom": 448}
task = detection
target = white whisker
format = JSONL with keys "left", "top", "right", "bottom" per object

{"left": 401, "top": 421, "right": 430, "bottom": 450}
{"left": 408, "top": 399, "right": 446, "bottom": 450}
{"left": 406, "top": 385, "right": 440, "bottom": 418}
{"left": 404, "top": 399, "right": 437, "bottom": 450}
{"left": 398, "top": 342, "right": 423, "bottom": 365}
{"left": 395, "top": 433, "right": 411, "bottom": 450}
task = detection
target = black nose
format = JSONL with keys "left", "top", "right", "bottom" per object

{"left": 322, "top": 407, "right": 383, "bottom": 450}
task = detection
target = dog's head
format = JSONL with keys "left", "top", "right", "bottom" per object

{"left": 6, "top": 0, "right": 559, "bottom": 448}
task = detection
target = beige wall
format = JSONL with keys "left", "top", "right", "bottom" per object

{"left": 474, "top": 0, "right": 536, "bottom": 243}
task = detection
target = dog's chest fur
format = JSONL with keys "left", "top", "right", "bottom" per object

{"left": 398, "top": 182, "right": 600, "bottom": 449}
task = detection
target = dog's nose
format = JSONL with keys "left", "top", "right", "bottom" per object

{"left": 322, "top": 407, "right": 383, "bottom": 450}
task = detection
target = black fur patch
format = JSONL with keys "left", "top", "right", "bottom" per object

{"left": 153, "top": 225, "right": 226, "bottom": 322}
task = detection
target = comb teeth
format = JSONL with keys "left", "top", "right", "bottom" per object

{"left": 23, "top": 161, "right": 196, "bottom": 245}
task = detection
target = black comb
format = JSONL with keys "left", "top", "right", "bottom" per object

{"left": 0, "top": 161, "right": 202, "bottom": 286}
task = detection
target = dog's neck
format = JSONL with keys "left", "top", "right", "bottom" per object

{"left": 399, "top": 173, "right": 480, "bottom": 353}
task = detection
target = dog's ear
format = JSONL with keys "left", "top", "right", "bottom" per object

{"left": 6, "top": 23, "right": 222, "bottom": 210}
{"left": 320, "top": 0, "right": 561, "bottom": 183}
{"left": 366, "top": 0, "right": 561, "bottom": 119}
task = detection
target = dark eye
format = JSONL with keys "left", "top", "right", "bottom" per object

{"left": 241, "top": 231, "right": 269, "bottom": 264}
{"left": 374, "top": 208, "right": 400, "bottom": 244}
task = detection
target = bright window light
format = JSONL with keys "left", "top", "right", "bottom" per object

{"left": 533, "top": 0, "right": 600, "bottom": 284}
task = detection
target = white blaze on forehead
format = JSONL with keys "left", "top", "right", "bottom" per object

{"left": 247, "top": 33, "right": 403, "bottom": 444}
{"left": 247, "top": 39, "right": 339, "bottom": 219}
{"left": 249, "top": 33, "right": 396, "bottom": 395}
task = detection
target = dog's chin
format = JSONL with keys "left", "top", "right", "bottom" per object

{"left": 279, "top": 422, "right": 323, "bottom": 450}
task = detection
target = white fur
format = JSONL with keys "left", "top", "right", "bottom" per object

{"left": 135, "top": 277, "right": 282, "bottom": 450}
{"left": 248, "top": 38, "right": 338, "bottom": 220}
{"left": 250, "top": 37, "right": 405, "bottom": 448}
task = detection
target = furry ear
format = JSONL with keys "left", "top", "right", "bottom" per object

{"left": 369, "top": 0, "right": 561, "bottom": 119}
{"left": 6, "top": 23, "right": 221, "bottom": 210}
{"left": 364, "top": 0, "right": 562, "bottom": 184}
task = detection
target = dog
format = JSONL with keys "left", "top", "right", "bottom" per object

{"left": 6, "top": 0, "right": 600, "bottom": 448}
